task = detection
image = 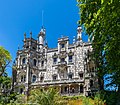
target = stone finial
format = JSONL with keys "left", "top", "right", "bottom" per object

{"left": 30, "top": 31, "right": 32, "bottom": 38}
{"left": 24, "top": 32, "right": 26, "bottom": 39}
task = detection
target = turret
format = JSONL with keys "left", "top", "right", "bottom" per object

{"left": 77, "top": 26, "right": 82, "bottom": 41}
{"left": 38, "top": 26, "right": 46, "bottom": 50}
{"left": 24, "top": 32, "right": 26, "bottom": 41}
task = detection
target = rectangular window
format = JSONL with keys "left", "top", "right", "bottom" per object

{"left": 52, "top": 74, "right": 57, "bottom": 81}
{"left": 61, "top": 58, "right": 65, "bottom": 62}
{"left": 41, "top": 61, "right": 44, "bottom": 67}
{"left": 79, "top": 73, "right": 83, "bottom": 79}
{"left": 53, "top": 58, "right": 57, "bottom": 64}
{"left": 21, "top": 76, "right": 23, "bottom": 82}
{"left": 68, "top": 74, "right": 72, "bottom": 79}
{"left": 40, "top": 76, "right": 44, "bottom": 82}
{"left": 61, "top": 44, "right": 65, "bottom": 48}
{"left": 53, "top": 76, "right": 57, "bottom": 80}
{"left": 69, "top": 55, "right": 72, "bottom": 62}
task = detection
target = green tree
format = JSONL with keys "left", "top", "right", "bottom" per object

{"left": 0, "top": 46, "right": 16, "bottom": 104}
{"left": 28, "top": 88, "right": 64, "bottom": 105}
{"left": 0, "top": 46, "right": 11, "bottom": 76}
{"left": 77, "top": 0, "right": 120, "bottom": 91}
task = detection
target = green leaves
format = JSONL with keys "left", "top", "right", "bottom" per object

{"left": 0, "top": 46, "right": 11, "bottom": 76}
{"left": 28, "top": 88, "right": 62, "bottom": 105}
{"left": 77, "top": 0, "right": 120, "bottom": 92}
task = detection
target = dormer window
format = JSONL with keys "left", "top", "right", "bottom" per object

{"left": 33, "top": 59, "right": 37, "bottom": 66}
{"left": 22, "top": 58, "right": 26, "bottom": 64}
{"left": 69, "top": 55, "right": 73, "bottom": 62}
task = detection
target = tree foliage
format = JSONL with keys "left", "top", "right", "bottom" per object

{"left": 77, "top": 0, "right": 120, "bottom": 91}
{"left": 0, "top": 46, "right": 15, "bottom": 104}
{"left": 0, "top": 46, "right": 11, "bottom": 76}
{"left": 28, "top": 88, "right": 64, "bottom": 105}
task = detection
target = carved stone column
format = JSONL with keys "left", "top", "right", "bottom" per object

{"left": 68, "top": 84, "right": 71, "bottom": 95}
{"left": 79, "top": 83, "right": 80, "bottom": 94}
{"left": 59, "top": 85, "right": 61, "bottom": 95}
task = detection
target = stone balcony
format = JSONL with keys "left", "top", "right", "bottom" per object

{"left": 58, "top": 61, "right": 67, "bottom": 65}
{"left": 31, "top": 78, "right": 84, "bottom": 86}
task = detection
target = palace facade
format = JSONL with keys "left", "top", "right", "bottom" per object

{"left": 12, "top": 26, "right": 98, "bottom": 96}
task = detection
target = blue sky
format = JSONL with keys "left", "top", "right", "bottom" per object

{"left": 0, "top": 0, "right": 88, "bottom": 76}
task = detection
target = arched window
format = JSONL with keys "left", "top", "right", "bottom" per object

{"left": 80, "top": 85, "right": 84, "bottom": 93}
{"left": 68, "top": 72, "right": 73, "bottom": 79}
{"left": 68, "top": 55, "right": 73, "bottom": 62}
{"left": 53, "top": 58, "right": 57, "bottom": 64}
{"left": 33, "top": 59, "right": 37, "bottom": 66}
{"left": 40, "top": 76, "right": 44, "bottom": 82}
{"left": 64, "top": 86, "right": 67, "bottom": 92}
{"left": 22, "top": 58, "right": 26, "bottom": 64}
{"left": 21, "top": 75, "right": 23, "bottom": 82}
{"left": 20, "top": 88, "right": 23, "bottom": 94}
{"left": 24, "top": 75, "right": 26, "bottom": 82}
{"left": 61, "top": 44, "right": 65, "bottom": 48}
{"left": 21, "top": 75, "right": 26, "bottom": 82}
{"left": 90, "top": 80, "right": 93, "bottom": 87}
{"left": 41, "top": 61, "right": 44, "bottom": 67}
{"left": 32, "top": 75, "right": 37, "bottom": 83}
{"left": 78, "top": 72, "right": 83, "bottom": 79}
{"left": 52, "top": 74, "right": 57, "bottom": 80}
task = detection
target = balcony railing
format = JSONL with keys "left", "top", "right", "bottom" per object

{"left": 58, "top": 61, "right": 67, "bottom": 65}
{"left": 31, "top": 78, "right": 84, "bottom": 86}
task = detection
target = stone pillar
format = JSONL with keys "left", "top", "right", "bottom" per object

{"left": 18, "top": 55, "right": 20, "bottom": 68}
{"left": 58, "top": 43, "right": 60, "bottom": 53}
{"left": 79, "top": 83, "right": 80, "bottom": 94}
{"left": 37, "top": 37, "right": 39, "bottom": 51}
{"left": 25, "top": 54, "right": 30, "bottom": 96}
{"left": 83, "top": 85, "right": 86, "bottom": 96}
{"left": 68, "top": 84, "right": 71, "bottom": 95}
{"left": 59, "top": 85, "right": 61, "bottom": 95}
